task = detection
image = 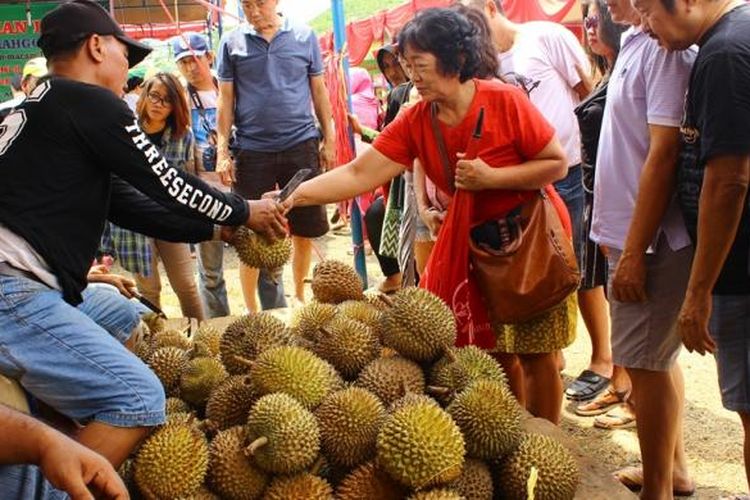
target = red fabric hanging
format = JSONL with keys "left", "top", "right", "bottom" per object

{"left": 324, "top": 53, "right": 356, "bottom": 167}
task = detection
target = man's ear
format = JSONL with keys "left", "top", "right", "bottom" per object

{"left": 486, "top": 0, "right": 498, "bottom": 17}
{"left": 86, "top": 34, "right": 107, "bottom": 63}
{"left": 206, "top": 52, "right": 215, "bottom": 67}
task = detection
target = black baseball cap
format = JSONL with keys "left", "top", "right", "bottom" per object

{"left": 38, "top": 0, "right": 151, "bottom": 68}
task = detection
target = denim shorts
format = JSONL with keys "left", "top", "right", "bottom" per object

{"left": 709, "top": 294, "right": 750, "bottom": 413}
{"left": 78, "top": 283, "right": 148, "bottom": 344}
{"left": 553, "top": 165, "right": 585, "bottom": 267}
{"left": 0, "top": 464, "right": 67, "bottom": 500}
{"left": 0, "top": 275, "right": 165, "bottom": 427}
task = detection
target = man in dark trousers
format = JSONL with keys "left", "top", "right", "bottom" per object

{"left": 0, "top": 0, "right": 286, "bottom": 483}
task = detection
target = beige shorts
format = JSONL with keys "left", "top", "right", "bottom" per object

{"left": 607, "top": 237, "right": 693, "bottom": 372}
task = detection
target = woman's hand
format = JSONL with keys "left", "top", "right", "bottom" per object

{"left": 86, "top": 272, "right": 137, "bottom": 298}
{"left": 420, "top": 207, "right": 446, "bottom": 239}
{"left": 216, "top": 148, "right": 236, "bottom": 186}
{"left": 455, "top": 153, "right": 494, "bottom": 191}
{"left": 348, "top": 114, "right": 363, "bottom": 136}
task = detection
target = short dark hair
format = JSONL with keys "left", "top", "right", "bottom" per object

{"left": 397, "top": 8, "right": 485, "bottom": 83}
{"left": 451, "top": 4, "right": 499, "bottom": 79}
{"left": 583, "top": 0, "right": 628, "bottom": 75}
{"left": 46, "top": 35, "right": 89, "bottom": 64}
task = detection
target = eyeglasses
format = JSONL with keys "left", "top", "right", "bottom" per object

{"left": 584, "top": 14, "right": 599, "bottom": 30}
{"left": 146, "top": 91, "right": 172, "bottom": 107}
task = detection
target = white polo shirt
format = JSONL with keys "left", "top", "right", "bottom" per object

{"left": 591, "top": 27, "right": 696, "bottom": 251}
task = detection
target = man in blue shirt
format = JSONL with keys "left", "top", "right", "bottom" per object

{"left": 216, "top": 0, "right": 334, "bottom": 311}
{"left": 173, "top": 33, "right": 231, "bottom": 318}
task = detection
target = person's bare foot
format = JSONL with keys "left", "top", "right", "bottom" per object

{"left": 378, "top": 274, "right": 402, "bottom": 294}
{"left": 614, "top": 466, "right": 696, "bottom": 496}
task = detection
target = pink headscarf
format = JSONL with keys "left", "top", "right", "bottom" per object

{"left": 349, "top": 67, "right": 379, "bottom": 130}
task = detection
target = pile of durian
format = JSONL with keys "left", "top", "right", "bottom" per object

{"left": 128, "top": 260, "right": 580, "bottom": 500}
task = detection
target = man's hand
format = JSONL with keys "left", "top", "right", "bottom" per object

{"left": 37, "top": 429, "right": 128, "bottom": 500}
{"left": 87, "top": 272, "right": 137, "bottom": 298}
{"left": 677, "top": 292, "right": 717, "bottom": 355}
{"left": 420, "top": 208, "right": 446, "bottom": 239}
{"left": 216, "top": 148, "right": 236, "bottom": 186}
{"left": 455, "top": 154, "right": 493, "bottom": 191}
{"left": 319, "top": 137, "right": 336, "bottom": 171}
{"left": 246, "top": 199, "right": 288, "bottom": 241}
{"left": 611, "top": 250, "right": 647, "bottom": 302}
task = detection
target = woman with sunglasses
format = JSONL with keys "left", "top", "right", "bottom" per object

{"left": 128, "top": 72, "right": 205, "bottom": 321}
{"left": 567, "top": 0, "right": 632, "bottom": 425}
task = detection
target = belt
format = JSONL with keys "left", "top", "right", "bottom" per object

{"left": 0, "top": 261, "right": 41, "bottom": 282}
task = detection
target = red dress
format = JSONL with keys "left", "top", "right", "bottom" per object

{"left": 373, "top": 79, "right": 570, "bottom": 348}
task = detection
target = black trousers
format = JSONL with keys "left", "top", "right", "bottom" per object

{"left": 364, "top": 196, "right": 400, "bottom": 278}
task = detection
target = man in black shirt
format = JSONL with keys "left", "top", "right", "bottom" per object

{"left": 0, "top": 0, "right": 287, "bottom": 478}
{"left": 633, "top": 0, "right": 750, "bottom": 491}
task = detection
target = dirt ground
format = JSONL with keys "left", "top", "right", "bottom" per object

{"left": 146, "top": 223, "right": 746, "bottom": 499}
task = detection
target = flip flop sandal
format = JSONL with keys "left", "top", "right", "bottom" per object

{"left": 575, "top": 387, "right": 628, "bottom": 416}
{"left": 594, "top": 407, "right": 636, "bottom": 429}
{"left": 565, "top": 369, "right": 611, "bottom": 401}
{"left": 615, "top": 466, "right": 696, "bottom": 497}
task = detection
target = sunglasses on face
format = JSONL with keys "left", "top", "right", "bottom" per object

{"left": 146, "top": 91, "right": 172, "bottom": 107}
{"left": 584, "top": 14, "right": 599, "bottom": 30}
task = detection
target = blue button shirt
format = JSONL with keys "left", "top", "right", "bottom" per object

{"left": 217, "top": 17, "right": 323, "bottom": 152}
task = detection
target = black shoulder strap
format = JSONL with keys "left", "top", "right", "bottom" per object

{"left": 430, "top": 102, "right": 455, "bottom": 194}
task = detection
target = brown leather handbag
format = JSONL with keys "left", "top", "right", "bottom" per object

{"left": 430, "top": 104, "right": 580, "bottom": 325}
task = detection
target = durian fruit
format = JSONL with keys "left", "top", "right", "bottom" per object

{"left": 429, "top": 346, "right": 509, "bottom": 401}
{"left": 356, "top": 356, "right": 425, "bottom": 406}
{"left": 290, "top": 301, "right": 337, "bottom": 340}
{"left": 142, "top": 312, "right": 167, "bottom": 335}
{"left": 117, "top": 458, "right": 137, "bottom": 496}
{"left": 176, "top": 486, "right": 220, "bottom": 500}
{"left": 193, "top": 324, "right": 222, "bottom": 358}
{"left": 166, "top": 411, "right": 200, "bottom": 427}
{"left": 208, "top": 426, "right": 268, "bottom": 500}
{"left": 335, "top": 461, "right": 408, "bottom": 500}
{"left": 496, "top": 433, "right": 579, "bottom": 500}
{"left": 179, "top": 357, "right": 228, "bottom": 408}
{"left": 380, "top": 287, "right": 456, "bottom": 362}
{"left": 231, "top": 226, "right": 292, "bottom": 269}
{"left": 153, "top": 329, "right": 193, "bottom": 351}
{"left": 364, "top": 290, "right": 391, "bottom": 311}
{"left": 134, "top": 422, "right": 209, "bottom": 499}
{"left": 376, "top": 401, "right": 465, "bottom": 489}
{"left": 148, "top": 346, "right": 189, "bottom": 395}
{"left": 447, "top": 380, "right": 522, "bottom": 460}
{"left": 449, "top": 459, "right": 493, "bottom": 500}
{"left": 165, "top": 397, "right": 190, "bottom": 415}
{"left": 263, "top": 473, "right": 334, "bottom": 500}
{"left": 389, "top": 392, "right": 440, "bottom": 413}
{"left": 315, "top": 387, "right": 386, "bottom": 468}
{"left": 205, "top": 375, "right": 257, "bottom": 432}
{"left": 408, "top": 489, "right": 465, "bottom": 500}
{"left": 311, "top": 316, "right": 380, "bottom": 379}
{"left": 250, "top": 346, "right": 343, "bottom": 409}
{"left": 220, "top": 313, "right": 293, "bottom": 374}
{"left": 311, "top": 260, "right": 365, "bottom": 304}
{"left": 336, "top": 300, "right": 382, "bottom": 329}
{"left": 245, "top": 393, "right": 320, "bottom": 474}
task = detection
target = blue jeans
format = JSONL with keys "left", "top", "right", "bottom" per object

{"left": 0, "top": 464, "right": 67, "bottom": 500}
{"left": 553, "top": 165, "right": 585, "bottom": 268}
{"left": 196, "top": 240, "right": 230, "bottom": 317}
{"left": 0, "top": 275, "right": 165, "bottom": 427}
{"left": 710, "top": 294, "right": 750, "bottom": 412}
{"left": 78, "top": 283, "right": 148, "bottom": 343}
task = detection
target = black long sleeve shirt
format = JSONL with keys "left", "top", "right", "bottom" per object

{"left": 0, "top": 77, "right": 248, "bottom": 305}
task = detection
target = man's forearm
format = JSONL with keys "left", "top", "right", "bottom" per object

{"left": 686, "top": 156, "right": 750, "bottom": 297}
{"left": 311, "top": 79, "right": 334, "bottom": 142}
{"left": 0, "top": 405, "right": 50, "bottom": 465}
{"left": 216, "top": 86, "right": 235, "bottom": 152}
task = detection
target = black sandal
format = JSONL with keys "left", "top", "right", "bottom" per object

{"left": 565, "top": 369, "right": 611, "bottom": 401}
